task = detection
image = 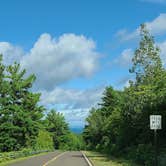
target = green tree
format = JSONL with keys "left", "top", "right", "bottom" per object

{"left": 45, "top": 110, "right": 69, "bottom": 149}
{"left": 130, "top": 24, "right": 163, "bottom": 85}
{"left": 0, "top": 60, "right": 44, "bottom": 151}
{"left": 83, "top": 25, "right": 166, "bottom": 165}
{"left": 35, "top": 130, "right": 54, "bottom": 150}
{"left": 83, "top": 108, "right": 106, "bottom": 150}
{"left": 59, "top": 133, "right": 85, "bottom": 150}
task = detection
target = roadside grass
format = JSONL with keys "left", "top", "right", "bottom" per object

{"left": 84, "top": 151, "right": 140, "bottom": 166}
{"left": 0, "top": 151, "right": 51, "bottom": 166}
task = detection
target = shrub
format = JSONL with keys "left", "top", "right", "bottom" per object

{"left": 34, "top": 130, "right": 54, "bottom": 150}
{"left": 159, "top": 153, "right": 166, "bottom": 166}
{"left": 0, "top": 148, "right": 52, "bottom": 164}
{"left": 134, "top": 144, "right": 154, "bottom": 166}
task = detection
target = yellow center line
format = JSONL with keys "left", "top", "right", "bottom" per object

{"left": 43, "top": 151, "right": 67, "bottom": 166}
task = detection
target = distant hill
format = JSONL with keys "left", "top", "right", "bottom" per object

{"left": 70, "top": 126, "right": 83, "bottom": 134}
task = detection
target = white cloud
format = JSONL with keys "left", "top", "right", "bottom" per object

{"left": 117, "top": 14, "right": 166, "bottom": 41}
{"left": 113, "top": 41, "right": 166, "bottom": 68}
{"left": 158, "top": 41, "right": 166, "bottom": 65}
{"left": 116, "top": 29, "right": 139, "bottom": 41}
{"left": 0, "top": 34, "right": 123, "bottom": 130}
{"left": 113, "top": 49, "right": 133, "bottom": 67}
{"left": 40, "top": 86, "right": 104, "bottom": 128}
{"left": 21, "top": 33, "right": 99, "bottom": 90}
{"left": 0, "top": 34, "right": 100, "bottom": 91}
{"left": 58, "top": 108, "right": 90, "bottom": 128}
{"left": 0, "top": 42, "right": 24, "bottom": 65}
{"left": 146, "top": 14, "right": 166, "bottom": 34}
{"left": 40, "top": 86, "right": 104, "bottom": 109}
{"left": 141, "top": 0, "right": 166, "bottom": 3}
{"left": 0, "top": 34, "right": 102, "bottom": 128}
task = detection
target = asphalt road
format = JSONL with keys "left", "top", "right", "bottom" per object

{"left": 9, "top": 151, "right": 61, "bottom": 166}
{"left": 9, "top": 151, "right": 89, "bottom": 166}
{"left": 47, "top": 151, "right": 89, "bottom": 166}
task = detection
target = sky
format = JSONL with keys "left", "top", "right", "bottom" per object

{"left": 0, "top": 0, "right": 166, "bottom": 131}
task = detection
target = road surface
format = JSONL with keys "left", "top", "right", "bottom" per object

{"left": 9, "top": 151, "right": 61, "bottom": 166}
{"left": 9, "top": 151, "right": 89, "bottom": 166}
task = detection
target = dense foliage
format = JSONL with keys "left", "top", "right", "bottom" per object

{"left": 0, "top": 58, "right": 44, "bottom": 151}
{"left": 44, "top": 110, "right": 85, "bottom": 150}
{"left": 0, "top": 149, "right": 50, "bottom": 164}
{"left": 83, "top": 25, "right": 166, "bottom": 165}
{"left": 59, "top": 133, "right": 85, "bottom": 150}
{"left": 44, "top": 110, "right": 69, "bottom": 149}
{"left": 0, "top": 55, "right": 84, "bottom": 153}
{"left": 34, "top": 130, "right": 54, "bottom": 150}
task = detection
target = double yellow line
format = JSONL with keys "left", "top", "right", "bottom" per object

{"left": 43, "top": 152, "right": 67, "bottom": 166}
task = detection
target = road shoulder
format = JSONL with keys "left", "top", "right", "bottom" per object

{"left": 0, "top": 152, "right": 51, "bottom": 166}
{"left": 84, "top": 151, "right": 140, "bottom": 166}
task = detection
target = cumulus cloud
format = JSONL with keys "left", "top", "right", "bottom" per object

{"left": 1, "top": 33, "right": 140, "bottom": 129}
{"left": 39, "top": 86, "right": 104, "bottom": 128}
{"left": 0, "top": 34, "right": 102, "bottom": 128}
{"left": 113, "top": 41, "right": 166, "bottom": 68}
{"left": 40, "top": 86, "right": 104, "bottom": 109}
{"left": 0, "top": 42, "right": 24, "bottom": 65}
{"left": 158, "top": 41, "right": 166, "bottom": 65}
{"left": 58, "top": 108, "right": 90, "bottom": 128}
{"left": 117, "top": 14, "right": 166, "bottom": 41}
{"left": 116, "top": 29, "right": 139, "bottom": 41}
{"left": 21, "top": 33, "right": 99, "bottom": 90}
{"left": 113, "top": 49, "right": 133, "bottom": 67}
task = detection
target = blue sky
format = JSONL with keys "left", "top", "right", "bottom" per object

{"left": 0, "top": 0, "right": 166, "bottom": 130}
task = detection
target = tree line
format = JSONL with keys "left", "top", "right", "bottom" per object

{"left": 83, "top": 25, "right": 166, "bottom": 165}
{"left": 0, "top": 55, "right": 84, "bottom": 152}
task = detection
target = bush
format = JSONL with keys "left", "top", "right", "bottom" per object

{"left": 59, "top": 133, "right": 85, "bottom": 150}
{"left": 134, "top": 144, "right": 154, "bottom": 166}
{"left": 34, "top": 130, "right": 54, "bottom": 150}
{"left": 109, "top": 144, "right": 120, "bottom": 155}
{"left": 159, "top": 152, "right": 166, "bottom": 166}
{"left": 0, "top": 148, "right": 52, "bottom": 164}
{"left": 22, "top": 148, "right": 32, "bottom": 156}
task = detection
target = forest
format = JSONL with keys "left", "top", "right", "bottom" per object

{"left": 0, "top": 24, "right": 165, "bottom": 165}
{"left": 83, "top": 25, "right": 166, "bottom": 165}
{"left": 0, "top": 53, "right": 84, "bottom": 154}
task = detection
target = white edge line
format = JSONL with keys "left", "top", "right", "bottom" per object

{"left": 81, "top": 151, "right": 93, "bottom": 166}
{"left": 43, "top": 151, "right": 67, "bottom": 166}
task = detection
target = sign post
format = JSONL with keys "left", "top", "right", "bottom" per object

{"left": 150, "top": 115, "right": 162, "bottom": 166}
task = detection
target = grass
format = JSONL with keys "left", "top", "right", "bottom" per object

{"left": 84, "top": 151, "right": 140, "bottom": 166}
{"left": 0, "top": 151, "right": 50, "bottom": 166}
